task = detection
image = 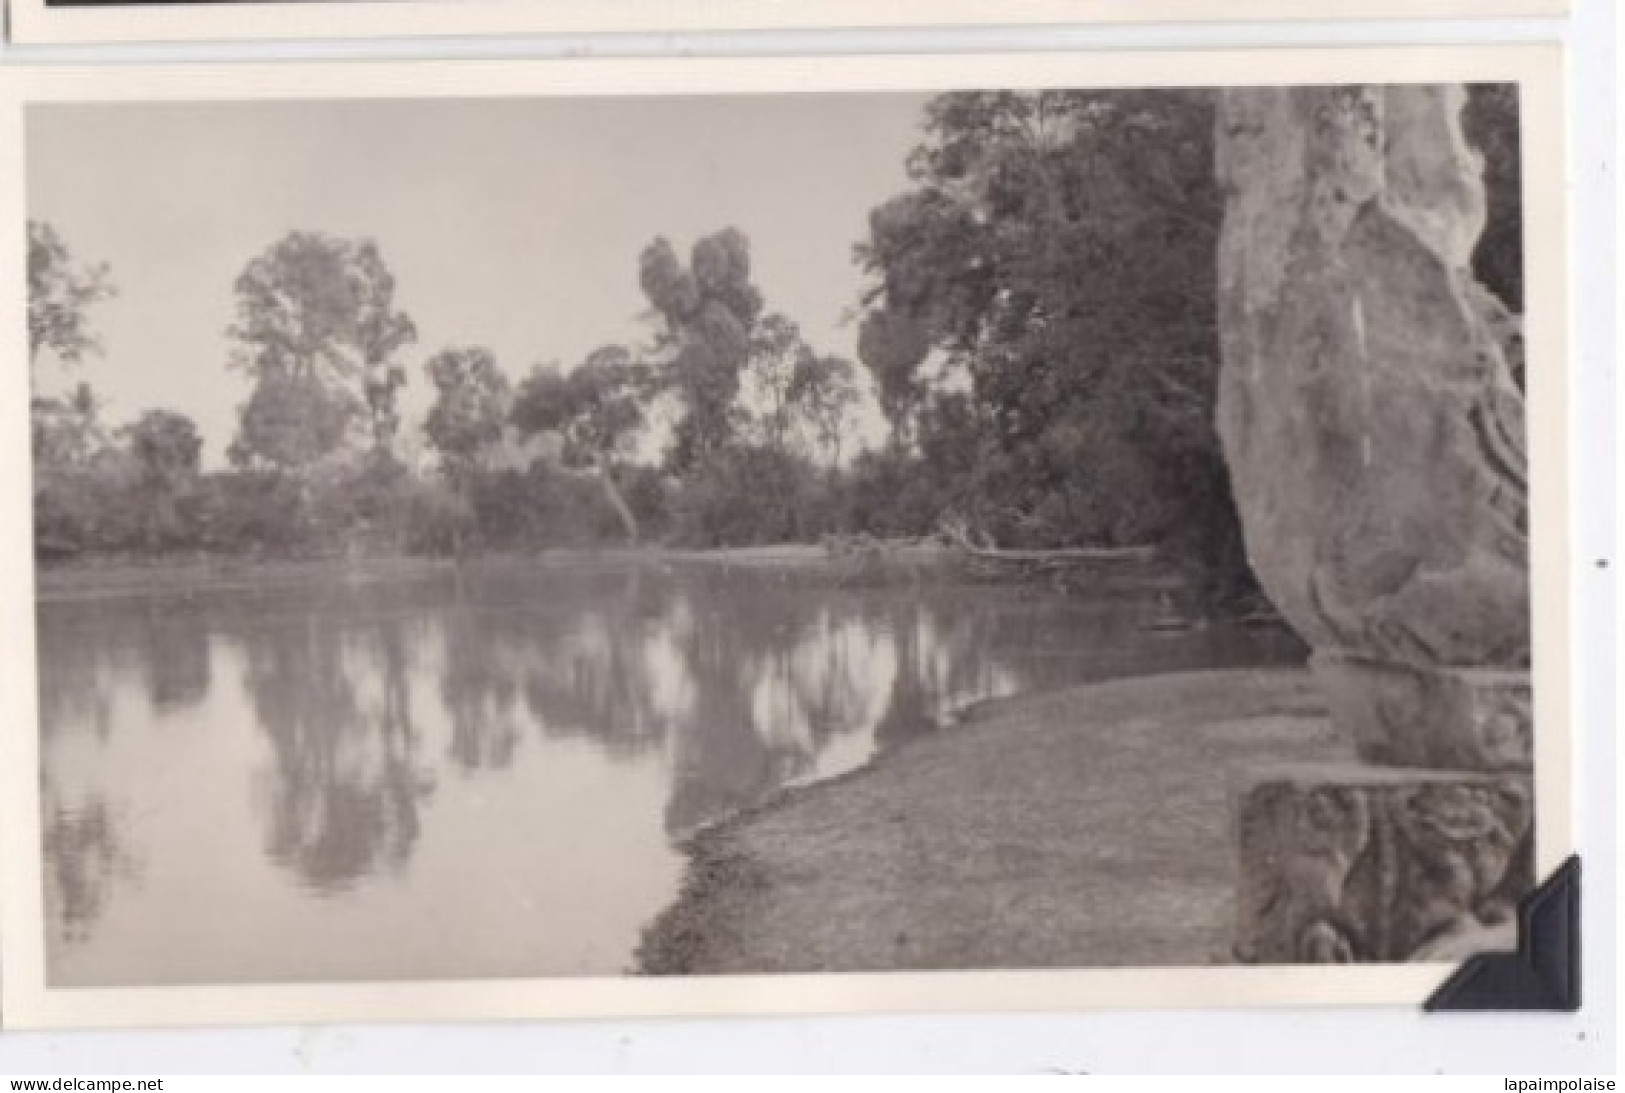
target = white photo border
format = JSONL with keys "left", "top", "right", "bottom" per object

{"left": 6, "top": 0, "right": 1572, "bottom": 50}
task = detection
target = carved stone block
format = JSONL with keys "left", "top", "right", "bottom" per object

{"left": 1314, "top": 653, "right": 1532, "bottom": 771}
{"left": 1235, "top": 764, "right": 1533, "bottom": 963}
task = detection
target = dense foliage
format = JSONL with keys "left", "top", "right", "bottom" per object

{"left": 852, "top": 89, "right": 1253, "bottom": 597}
{"left": 510, "top": 345, "right": 651, "bottom": 544}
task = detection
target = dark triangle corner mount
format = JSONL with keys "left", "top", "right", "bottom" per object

{"left": 1424, "top": 854, "right": 1581, "bottom": 1012}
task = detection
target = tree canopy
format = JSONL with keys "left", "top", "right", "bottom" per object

{"left": 787, "top": 351, "right": 860, "bottom": 472}
{"left": 855, "top": 89, "right": 1244, "bottom": 587}
{"left": 511, "top": 346, "right": 650, "bottom": 543}
{"left": 856, "top": 306, "right": 932, "bottom": 450}
{"left": 638, "top": 228, "right": 764, "bottom": 474}
{"left": 423, "top": 346, "right": 512, "bottom": 482}
{"left": 228, "top": 232, "right": 418, "bottom": 471}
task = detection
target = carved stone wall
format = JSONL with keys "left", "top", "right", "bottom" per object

{"left": 1216, "top": 85, "right": 1534, "bottom": 962}
{"left": 1236, "top": 766, "right": 1532, "bottom": 963}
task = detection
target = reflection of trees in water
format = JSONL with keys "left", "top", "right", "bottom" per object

{"left": 37, "top": 599, "right": 213, "bottom": 741}
{"left": 422, "top": 567, "right": 914, "bottom": 837}
{"left": 874, "top": 604, "right": 935, "bottom": 750}
{"left": 237, "top": 612, "right": 432, "bottom": 894}
{"left": 440, "top": 604, "right": 523, "bottom": 771}
{"left": 767, "top": 609, "right": 886, "bottom": 752}
{"left": 853, "top": 594, "right": 1036, "bottom": 753}
{"left": 658, "top": 581, "right": 1006, "bottom": 835}
{"left": 424, "top": 568, "right": 683, "bottom": 767}
{"left": 42, "top": 787, "right": 138, "bottom": 946}
{"left": 509, "top": 568, "right": 680, "bottom": 760}
{"left": 663, "top": 591, "right": 818, "bottom": 835}
{"left": 40, "top": 569, "right": 1306, "bottom": 916}
{"left": 36, "top": 613, "right": 122, "bottom": 740}
{"left": 136, "top": 604, "right": 211, "bottom": 711}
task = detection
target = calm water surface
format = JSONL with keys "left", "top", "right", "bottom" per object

{"left": 39, "top": 560, "right": 1303, "bottom": 986}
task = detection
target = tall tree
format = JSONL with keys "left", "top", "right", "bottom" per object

{"left": 27, "top": 221, "right": 115, "bottom": 371}
{"left": 511, "top": 345, "right": 650, "bottom": 545}
{"left": 637, "top": 228, "right": 764, "bottom": 474}
{"left": 227, "top": 232, "right": 417, "bottom": 470}
{"left": 423, "top": 346, "right": 511, "bottom": 485}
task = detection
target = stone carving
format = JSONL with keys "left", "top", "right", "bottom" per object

{"left": 1216, "top": 85, "right": 1538, "bottom": 963}
{"left": 1235, "top": 767, "right": 1533, "bottom": 963}
{"left": 1214, "top": 84, "right": 1531, "bottom": 770}
{"left": 1317, "top": 655, "right": 1533, "bottom": 771}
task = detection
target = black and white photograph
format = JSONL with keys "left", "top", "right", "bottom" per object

{"left": 0, "top": 49, "right": 1570, "bottom": 1028}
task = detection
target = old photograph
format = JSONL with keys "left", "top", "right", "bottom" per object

{"left": 0, "top": 49, "right": 1568, "bottom": 1026}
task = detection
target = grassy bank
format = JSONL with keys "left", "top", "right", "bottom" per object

{"left": 636, "top": 669, "right": 1351, "bottom": 975}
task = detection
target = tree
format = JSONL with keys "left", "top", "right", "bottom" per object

{"left": 29, "top": 223, "right": 118, "bottom": 557}
{"left": 227, "top": 232, "right": 417, "bottom": 469}
{"left": 787, "top": 352, "right": 860, "bottom": 472}
{"left": 32, "top": 382, "right": 116, "bottom": 557}
{"left": 855, "top": 89, "right": 1251, "bottom": 594}
{"left": 229, "top": 373, "right": 359, "bottom": 473}
{"left": 511, "top": 346, "right": 650, "bottom": 545}
{"left": 856, "top": 307, "right": 932, "bottom": 451}
{"left": 364, "top": 365, "right": 411, "bottom": 457}
{"left": 123, "top": 409, "right": 202, "bottom": 490}
{"left": 28, "top": 221, "right": 115, "bottom": 370}
{"left": 420, "top": 347, "right": 511, "bottom": 556}
{"left": 637, "top": 229, "right": 764, "bottom": 473}
{"left": 423, "top": 346, "right": 511, "bottom": 484}
{"left": 33, "top": 382, "right": 109, "bottom": 473}
{"left": 741, "top": 313, "right": 859, "bottom": 473}
{"left": 744, "top": 313, "right": 806, "bottom": 453}
{"left": 117, "top": 410, "right": 205, "bottom": 550}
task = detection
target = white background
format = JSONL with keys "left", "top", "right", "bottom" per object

{"left": 0, "top": 0, "right": 1615, "bottom": 1075}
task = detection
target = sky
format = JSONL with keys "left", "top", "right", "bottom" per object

{"left": 27, "top": 93, "right": 928, "bottom": 467}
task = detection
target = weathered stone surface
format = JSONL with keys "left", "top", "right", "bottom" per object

{"left": 1317, "top": 652, "right": 1532, "bottom": 770}
{"left": 1213, "top": 86, "right": 1531, "bottom": 770}
{"left": 1235, "top": 765, "right": 1533, "bottom": 963}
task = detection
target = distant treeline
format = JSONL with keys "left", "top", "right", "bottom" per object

{"left": 28, "top": 87, "right": 1521, "bottom": 604}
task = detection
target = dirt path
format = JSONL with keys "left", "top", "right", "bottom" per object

{"left": 637, "top": 669, "right": 1350, "bottom": 974}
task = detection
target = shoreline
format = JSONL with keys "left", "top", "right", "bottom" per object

{"left": 635, "top": 668, "right": 1347, "bottom": 976}
{"left": 34, "top": 540, "right": 1181, "bottom": 603}
{"left": 35, "top": 553, "right": 464, "bottom": 603}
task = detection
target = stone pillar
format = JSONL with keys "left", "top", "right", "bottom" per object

{"left": 1215, "top": 86, "right": 1534, "bottom": 962}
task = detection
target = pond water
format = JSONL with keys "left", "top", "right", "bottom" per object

{"left": 38, "top": 559, "right": 1304, "bottom": 986}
